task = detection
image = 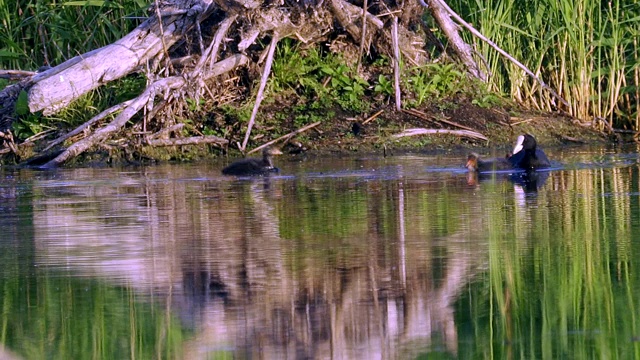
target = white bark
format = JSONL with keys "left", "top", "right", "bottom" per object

{"left": 28, "top": 2, "right": 215, "bottom": 115}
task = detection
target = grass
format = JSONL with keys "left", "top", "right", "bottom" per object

{"left": 449, "top": 0, "right": 640, "bottom": 129}
{"left": 0, "top": 0, "right": 147, "bottom": 70}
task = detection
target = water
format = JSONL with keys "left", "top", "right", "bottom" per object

{"left": 1, "top": 144, "right": 640, "bottom": 359}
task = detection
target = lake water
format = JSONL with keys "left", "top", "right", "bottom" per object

{"left": 1, "top": 144, "right": 640, "bottom": 359}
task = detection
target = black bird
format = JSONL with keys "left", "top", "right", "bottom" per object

{"left": 508, "top": 134, "right": 550, "bottom": 170}
{"left": 466, "top": 152, "right": 513, "bottom": 172}
{"left": 222, "top": 147, "right": 283, "bottom": 176}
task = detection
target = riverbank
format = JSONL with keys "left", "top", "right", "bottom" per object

{"left": 7, "top": 97, "right": 610, "bottom": 168}
{"left": 222, "top": 99, "right": 608, "bottom": 160}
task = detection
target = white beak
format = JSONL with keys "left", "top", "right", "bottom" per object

{"left": 512, "top": 135, "right": 525, "bottom": 154}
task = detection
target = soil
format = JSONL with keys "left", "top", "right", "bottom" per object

{"left": 254, "top": 97, "right": 608, "bottom": 159}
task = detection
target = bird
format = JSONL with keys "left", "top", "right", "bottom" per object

{"left": 466, "top": 152, "right": 513, "bottom": 172}
{"left": 508, "top": 134, "right": 550, "bottom": 170}
{"left": 221, "top": 147, "right": 283, "bottom": 176}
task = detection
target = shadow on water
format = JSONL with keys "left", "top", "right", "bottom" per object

{"left": 1, "top": 146, "right": 640, "bottom": 358}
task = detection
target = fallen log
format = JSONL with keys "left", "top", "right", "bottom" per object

{"left": 28, "top": 1, "right": 217, "bottom": 115}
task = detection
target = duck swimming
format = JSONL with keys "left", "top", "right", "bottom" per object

{"left": 466, "top": 152, "right": 513, "bottom": 172}
{"left": 508, "top": 134, "right": 550, "bottom": 170}
{"left": 222, "top": 147, "right": 283, "bottom": 176}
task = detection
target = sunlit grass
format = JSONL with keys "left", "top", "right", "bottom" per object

{"left": 0, "top": 0, "right": 147, "bottom": 70}
{"left": 450, "top": 0, "right": 640, "bottom": 129}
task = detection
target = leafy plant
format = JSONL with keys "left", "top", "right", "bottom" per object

{"left": 320, "top": 64, "right": 370, "bottom": 112}
{"left": 406, "top": 63, "right": 467, "bottom": 106}
{"left": 373, "top": 74, "right": 394, "bottom": 97}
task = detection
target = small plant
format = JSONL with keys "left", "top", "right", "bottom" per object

{"left": 406, "top": 63, "right": 467, "bottom": 106}
{"left": 186, "top": 98, "right": 205, "bottom": 112}
{"left": 320, "top": 64, "right": 370, "bottom": 112}
{"left": 472, "top": 93, "right": 503, "bottom": 108}
{"left": 374, "top": 74, "right": 394, "bottom": 98}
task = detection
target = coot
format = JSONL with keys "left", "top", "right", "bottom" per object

{"left": 222, "top": 147, "right": 283, "bottom": 176}
{"left": 508, "top": 134, "right": 550, "bottom": 170}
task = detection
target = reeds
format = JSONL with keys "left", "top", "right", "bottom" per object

{"left": 0, "top": 0, "right": 146, "bottom": 70}
{"left": 451, "top": 0, "right": 640, "bottom": 129}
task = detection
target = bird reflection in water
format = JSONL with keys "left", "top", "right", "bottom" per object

{"left": 467, "top": 170, "right": 549, "bottom": 193}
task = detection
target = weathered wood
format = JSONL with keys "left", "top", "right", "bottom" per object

{"left": 362, "top": 110, "right": 384, "bottom": 125}
{"left": 392, "top": 128, "right": 488, "bottom": 141}
{"left": 0, "top": 70, "right": 37, "bottom": 81}
{"left": 241, "top": 36, "right": 279, "bottom": 152}
{"left": 247, "top": 121, "right": 321, "bottom": 155}
{"left": 425, "top": 0, "right": 484, "bottom": 80}
{"left": 43, "top": 100, "right": 134, "bottom": 152}
{"left": 43, "top": 54, "right": 249, "bottom": 167}
{"left": 402, "top": 108, "right": 479, "bottom": 132}
{"left": 148, "top": 123, "right": 185, "bottom": 140}
{"left": 392, "top": 17, "right": 402, "bottom": 111}
{"left": 28, "top": 1, "right": 216, "bottom": 115}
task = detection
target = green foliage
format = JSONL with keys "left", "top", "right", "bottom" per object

{"left": 373, "top": 74, "right": 394, "bottom": 98}
{"left": 472, "top": 93, "right": 503, "bottom": 108}
{"left": 269, "top": 39, "right": 370, "bottom": 113}
{"left": 320, "top": 64, "right": 370, "bottom": 112}
{"left": 186, "top": 98, "right": 205, "bottom": 112}
{"left": 11, "top": 114, "right": 51, "bottom": 140}
{"left": 405, "top": 63, "right": 467, "bottom": 106}
{"left": 0, "top": 0, "right": 147, "bottom": 70}
{"left": 449, "top": 0, "right": 640, "bottom": 129}
{"left": 14, "top": 90, "right": 29, "bottom": 116}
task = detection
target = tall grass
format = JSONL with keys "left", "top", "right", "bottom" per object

{"left": 451, "top": 0, "right": 640, "bottom": 129}
{"left": 0, "top": 0, "right": 147, "bottom": 70}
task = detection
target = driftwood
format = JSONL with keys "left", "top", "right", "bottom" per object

{"left": 402, "top": 108, "right": 478, "bottom": 132}
{"left": 29, "top": 3, "right": 217, "bottom": 115}
{"left": 42, "top": 100, "right": 134, "bottom": 152}
{"left": 241, "top": 35, "right": 280, "bottom": 152}
{"left": 362, "top": 110, "right": 384, "bottom": 125}
{"left": 0, "top": 70, "right": 37, "bottom": 81}
{"left": 392, "top": 128, "right": 488, "bottom": 141}
{"left": 392, "top": 17, "right": 402, "bottom": 111}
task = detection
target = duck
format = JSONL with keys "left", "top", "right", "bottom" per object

{"left": 508, "top": 134, "right": 550, "bottom": 170}
{"left": 222, "top": 147, "right": 283, "bottom": 176}
{"left": 466, "top": 152, "right": 513, "bottom": 172}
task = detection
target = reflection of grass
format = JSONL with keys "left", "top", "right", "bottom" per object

{"left": 0, "top": 271, "right": 187, "bottom": 359}
{"left": 457, "top": 168, "right": 640, "bottom": 358}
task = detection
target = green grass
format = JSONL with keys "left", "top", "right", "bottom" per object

{"left": 0, "top": 0, "right": 147, "bottom": 70}
{"left": 449, "top": 0, "right": 640, "bottom": 129}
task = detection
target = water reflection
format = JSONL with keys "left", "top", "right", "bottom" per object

{"left": 1, "top": 146, "right": 640, "bottom": 359}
